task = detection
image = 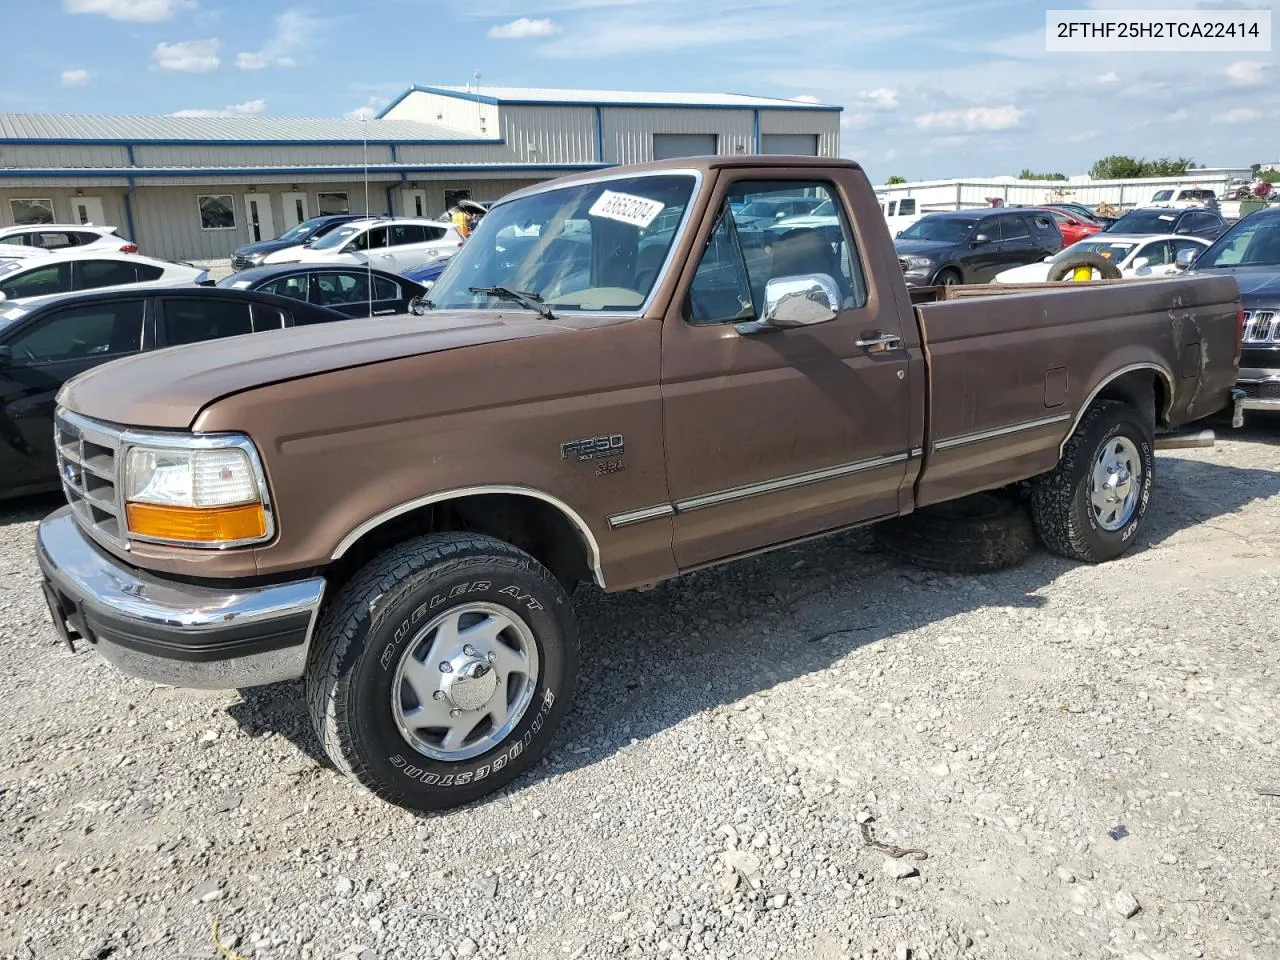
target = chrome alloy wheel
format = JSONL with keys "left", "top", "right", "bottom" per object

{"left": 1089, "top": 436, "right": 1142, "bottom": 532}
{"left": 391, "top": 602, "right": 540, "bottom": 762}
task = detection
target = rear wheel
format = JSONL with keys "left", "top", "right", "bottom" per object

{"left": 1030, "top": 401, "right": 1154, "bottom": 562}
{"left": 306, "top": 533, "right": 577, "bottom": 812}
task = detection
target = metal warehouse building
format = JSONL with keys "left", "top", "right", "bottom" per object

{"left": 0, "top": 85, "right": 841, "bottom": 262}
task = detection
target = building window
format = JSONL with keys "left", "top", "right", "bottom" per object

{"left": 317, "top": 192, "right": 350, "bottom": 216}
{"left": 197, "top": 195, "right": 236, "bottom": 231}
{"left": 10, "top": 199, "right": 55, "bottom": 225}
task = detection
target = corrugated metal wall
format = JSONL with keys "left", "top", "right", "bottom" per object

{"left": 602, "top": 108, "right": 755, "bottom": 163}
{"left": 0, "top": 188, "right": 129, "bottom": 234}
{"left": 499, "top": 106, "right": 596, "bottom": 164}
{"left": 384, "top": 91, "right": 490, "bottom": 135}
{"left": 0, "top": 144, "right": 129, "bottom": 168}
{"left": 758, "top": 110, "right": 840, "bottom": 157}
{"left": 875, "top": 174, "right": 1239, "bottom": 213}
{"left": 393, "top": 177, "right": 547, "bottom": 217}
{"left": 134, "top": 144, "right": 394, "bottom": 168}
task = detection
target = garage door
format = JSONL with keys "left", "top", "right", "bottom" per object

{"left": 652, "top": 134, "right": 718, "bottom": 160}
{"left": 761, "top": 134, "right": 819, "bottom": 156}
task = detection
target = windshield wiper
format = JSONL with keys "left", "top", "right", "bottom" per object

{"left": 469, "top": 286, "right": 555, "bottom": 320}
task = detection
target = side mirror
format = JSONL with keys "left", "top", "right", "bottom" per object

{"left": 737, "top": 274, "right": 840, "bottom": 335}
{"left": 1131, "top": 256, "right": 1150, "bottom": 270}
{"left": 971, "top": 233, "right": 991, "bottom": 246}
{"left": 1175, "top": 248, "right": 1200, "bottom": 270}
{"left": 895, "top": 230, "right": 903, "bottom": 239}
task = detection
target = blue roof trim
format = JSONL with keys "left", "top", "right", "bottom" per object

{"left": 1, "top": 136, "right": 504, "bottom": 147}
{"left": 377, "top": 84, "right": 843, "bottom": 115}
{"left": 0, "top": 162, "right": 610, "bottom": 179}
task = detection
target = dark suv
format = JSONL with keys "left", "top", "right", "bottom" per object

{"left": 231, "top": 214, "right": 363, "bottom": 271}
{"left": 894, "top": 209, "right": 1064, "bottom": 286}
{"left": 1105, "top": 207, "right": 1226, "bottom": 240}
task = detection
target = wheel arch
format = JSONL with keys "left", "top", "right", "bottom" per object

{"left": 329, "top": 486, "right": 604, "bottom": 590}
{"left": 1059, "top": 363, "right": 1173, "bottom": 456}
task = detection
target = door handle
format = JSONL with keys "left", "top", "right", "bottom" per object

{"left": 856, "top": 332, "right": 903, "bottom": 351}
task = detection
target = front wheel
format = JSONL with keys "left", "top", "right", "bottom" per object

{"left": 933, "top": 268, "right": 962, "bottom": 287}
{"left": 1030, "top": 401, "right": 1154, "bottom": 563}
{"left": 306, "top": 533, "right": 578, "bottom": 812}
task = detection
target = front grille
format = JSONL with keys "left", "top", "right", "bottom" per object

{"left": 231, "top": 254, "right": 255, "bottom": 271}
{"left": 1242, "top": 310, "right": 1279, "bottom": 345}
{"left": 1238, "top": 380, "right": 1280, "bottom": 401}
{"left": 54, "top": 411, "right": 126, "bottom": 548}
{"left": 898, "top": 257, "right": 909, "bottom": 273}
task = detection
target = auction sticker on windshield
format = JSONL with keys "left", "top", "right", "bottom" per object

{"left": 589, "top": 190, "right": 665, "bottom": 228}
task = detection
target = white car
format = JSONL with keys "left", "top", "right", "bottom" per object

{"left": 0, "top": 223, "right": 138, "bottom": 260}
{"left": 993, "top": 234, "right": 1213, "bottom": 283}
{"left": 262, "top": 218, "right": 463, "bottom": 273}
{"left": 1148, "top": 188, "right": 1219, "bottom": 209}
{"left": 0, "top": 250, "right": 205, "bottom": 302}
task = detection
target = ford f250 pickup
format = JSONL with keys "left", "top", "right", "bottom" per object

{"left": 36, "top": 157, "right": 1243, "bottom": 812}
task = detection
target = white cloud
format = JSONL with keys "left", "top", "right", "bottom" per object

{"left": 488, "top": 17, "right": 560, "bottom": 38}
{"left": 1097, "top": 70, "right": 1119, "bottom": 83}
{"left": 60, "top": 69, "right": 91, "bottom": 87}
{"left": 1214, "top": 107, "right": 1262, "bottom": 124}
{"left": 170, "top": 98, "right": 266, "bottom": 118}
{"left": 861, "top": 87, "right": 899, "bottom": 110}
{"left": 345, "top": 96, "right": 390, "bottom": 120}
{"left": 152, "top": 38, "right": 220, "bottom": 72}
{"left": 915, "top": 105, "right": 1025, "bottom": 132}
{"left": 64, "top": 0, "right": 195, "bottom": 20}
{"left": 1064, "top": 130, "right": 1097, "bottom": 143}
{"left": 235, "top": 8, "right": 320, "bottom": 69}
{"left": 1224, "top": 60, "right": 1265, "bottom": 87}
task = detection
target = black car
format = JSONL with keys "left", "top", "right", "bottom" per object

{"left": 1184, "top": 206, "right": 1280, "bottom": 420}
{"left": 0, "top": 286, "right": 346, "bottom": 500}
{"left": 1104, "top": 207, "right": 1226, "bottom": 240}
{"left": 893, "top": 209, "right": 1064, "bottom": 286}
{"left": 230, "top": 214, "right": 363, "bottom": 271}
{"left": 217, "top": 263, "right": 428, "bottom": 318}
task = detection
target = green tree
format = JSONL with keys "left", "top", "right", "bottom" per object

{"left": 886, "top": 175, "right": 907, "bottom": 184}
{"left": 1090, "top": 155, "right": 1193, "bottom": 179}
{"left": 1018, "top": 168, "right": 1067, "bottom": 180}
{"left": 1261, "top": 170, "right": 1280, "bottom": 185}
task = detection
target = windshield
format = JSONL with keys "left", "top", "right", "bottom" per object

{"left": 0, "top": 260, "right": 25, "bottom": 279}
{"left": 1151, "top": 190, "right": 1174, "bottom": 202}
{"left": 1195, "top": 213, "right": 1280, "bottom": 268}
{"left": 1108, "top": 209, "right": 1180, "bottom": 234}
{"left": 310, "top": 225, "right": 362, "bottom": 251}
{"left": 897, "top": 217, "right": 976, "bottom": 243}
{"left": 277, "top": 220, "right": 320, "bottom": 242}
{"left": 1050, "top": 239, "right": 1137, "bottom": 264}
{"left": 427, "top": 174, "right": 696, "bottom": 313}
{"left": 0, "top": 304, "right": 29, "bottom": 332}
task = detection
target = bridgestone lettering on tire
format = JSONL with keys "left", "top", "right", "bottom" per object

{"left": 1030, "top": 400, "right": 1155, "bottom": 563}
{"left": 305, "top": 533, "right": 577, "bottom": 812}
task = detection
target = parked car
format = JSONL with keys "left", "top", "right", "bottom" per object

{"left": 218, "top": 264, "right": 428, "bottom": 318}
{"left": 260, "top": 218, "right": 464, "bottom": 273}
{"left": 1183, "top": 206, "right": 1280, "bottom": 421}
{"left": 230, "top": 214, "right": 363, "bottom": 271}
{"left": 1104, "top": 207, "right": 1227, "bottom": 240}
{"left": 1149, "top": 188, "right": 1218, "bottom": 209}
{"left": 1037, "top": 206, "right": 1104, "bottom": 246}
{"left": 732, "top": 196, "right": 826, "bottom": 231}
{"left": 0, "top": 224, "right": 137, "bottom": 260}
{"left": 0, "top": 286, "right": 347, "bottom": 499}
{"left": 38, "top": 156, "right": 1240, "bottom": 813}
{"left": 994, "top": 234, "right": 1211, "bottom": 283}
{"left": 0, "top": 250, "right": 206, "bottom": 302}
{"left": 894, "top": 209, "right": 1063, "bottom": 285}
{"left": 880, "top": 196, "right": 923, "bottom": 235}
{"left": 402, "top": 259, "right": 449, "bottom": 287}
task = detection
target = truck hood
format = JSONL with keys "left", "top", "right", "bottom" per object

{"left": 59, "top": 311, "right": 575, "bottom": 430}
{"left": 1195, "top": 265, "right": 1280, "bottom": 304}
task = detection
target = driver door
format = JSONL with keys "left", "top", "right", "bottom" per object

{"left": 661, "top": 173, "right": 917, "bottom": 569}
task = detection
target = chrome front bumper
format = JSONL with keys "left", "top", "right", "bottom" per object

{"left": 37, "top": 507, "right": 326, "bottom": 689}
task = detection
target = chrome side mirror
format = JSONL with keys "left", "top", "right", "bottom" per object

{"left": 737, "top": 274, "right": 840, "bottom": 335}
{"left": 1175, "top": 248, "right": 1200, "bottom": 271}
{"left": 1131, "top": 256, "right": 1150, "bottom": 270}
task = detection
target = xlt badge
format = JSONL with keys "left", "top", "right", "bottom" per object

{"left": 561, "top": 434, "right": 624, "bottom": 461}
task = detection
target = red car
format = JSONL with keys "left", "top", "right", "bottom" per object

{"left": 1038, "top": 206, "right": 1104, "bottom": 246}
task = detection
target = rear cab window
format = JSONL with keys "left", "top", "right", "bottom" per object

{"left": 159, "top": 298, "right": 253, "bottom": 346}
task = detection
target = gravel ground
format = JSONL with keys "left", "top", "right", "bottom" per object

{"left": 2, "top": 428, "right": 1278, "bottom": 960}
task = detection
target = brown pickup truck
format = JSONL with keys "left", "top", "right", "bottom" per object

{"left": 37, "top": 156, "right": 1243, "bottom": 812}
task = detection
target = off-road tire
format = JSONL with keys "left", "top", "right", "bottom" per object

{"left": 305, "top": 533, "right": 578, "bottom": 812}
{"left": 1030, "top": 401, "right": 1154, "bottom": 563}
{"left": 875, "top": 491, "right": 1036, "bottom": 572}
{"left": 1047, "top": 252, "right": 1122, "bottom": 282}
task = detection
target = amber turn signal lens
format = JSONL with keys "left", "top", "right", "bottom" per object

{"left": 125, "top": 502, "right": 267, "bottom": 543}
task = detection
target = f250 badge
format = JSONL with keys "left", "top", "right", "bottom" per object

{"left": 561, "top": 434, "right": 624, "bottom": 461}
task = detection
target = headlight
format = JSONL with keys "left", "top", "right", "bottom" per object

{"left": 121, "top": 435, "right": 272, "bottom": 547}
{"left": 902, "top": 256, "right": 934, "bottom": 270}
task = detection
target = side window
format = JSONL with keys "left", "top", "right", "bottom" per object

{"left": 424, "top": 225, "right": 447, "bottom": 241}
{"left": 8, "top": 301, "right": 144, "bottom": 364}
{"left": 251, "top": 304, "right": 287, "bottom": 331}
{"left": 684, "top": 209, "right": 754, "bottom": 325}
{"left": 0, "top": 233, "right": 28, "bottom": 246}
{"left": 1138, "top": 240, "right": 1173, "bottom": 266}
{"left": 161, "top": 299, "right": 252, "bottom": 346}
{"left": 365, "top": 227, "right": 388, "bottom": 249}
{"left": 135, "top": 263, "right": 165, "bottom": 281}
{"left": 314, "top": 271, "right": 368, "bottom": 305}
{"left": 74, "top": 232, "right": 102, "bottom": 246}
{"left": 258, "top": 274, "right": 309, "bottom": 301}
{"left": 996, "top": 216, "right": 1030, "bottom": 242}
{"left": 0, "top": 262, "right": 72, "bottom": 300}
{"left": 897, "top": 199, "right": 916, "bottom": 216}
{"left": 726, "top": 180, "right": 867, "bottom": 315}
{"left": 36, "top": 232, "right": 76, "bottom": 249}
{"left": 390, "top": 224, "right": 428, "bottom": 246}
{"left": 1030, "top": 215, "right": 1058, "bottom": 240}
{"left": 373, "top": 276, "right": 401, "bottom": 301}
{"left": 1171, "top": 238, "right": 1205, "bottom": 258}
{"left": 78, "top": 259, "right": 139, "bottom": 290}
